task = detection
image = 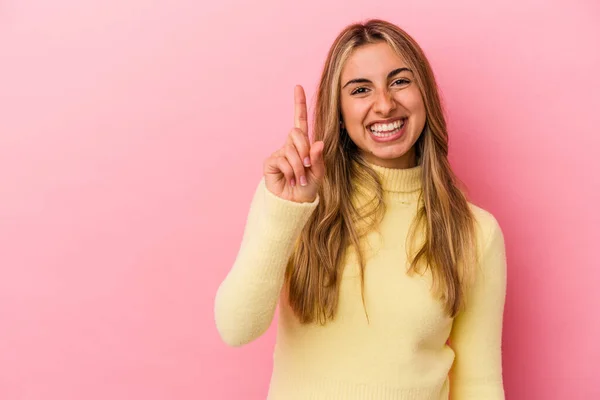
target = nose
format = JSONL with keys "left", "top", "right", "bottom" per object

{"left": 372, "top": 89, "right": 396, "bottom": 115}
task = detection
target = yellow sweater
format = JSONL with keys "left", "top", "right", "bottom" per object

{"left": 214, "top": 163, "right": 507, "bottom": 399}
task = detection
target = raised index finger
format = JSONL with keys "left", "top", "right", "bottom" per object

{"left": 294, "top": 85, "right": 309, "bottom": 139}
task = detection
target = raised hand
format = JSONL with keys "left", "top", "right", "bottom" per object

{"left": 263, "top": 85, "right": 325, "bottom": 203}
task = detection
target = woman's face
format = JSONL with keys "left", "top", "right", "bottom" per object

{"left": 339, "top": 41, "right": 426, "bottom": 169}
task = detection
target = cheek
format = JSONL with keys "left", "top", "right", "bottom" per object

{"left": 407, "top": 91, "right": 426, "bottom": 116}
{"left": 341, "top": 100, "right": 368, "bottom": 125}
{"left": 340, "top": 98, "right": 368, "bottom": 121}
{"left": 394, "top": 89, "right": 425, "bottom": 114}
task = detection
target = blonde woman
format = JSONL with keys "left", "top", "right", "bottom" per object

{"left": 214, "top": 19, "right": 507, "bottom": 400}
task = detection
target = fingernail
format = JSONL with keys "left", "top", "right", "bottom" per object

{"left": 300, "top": 176, "right": 307, "bottom": 186}
{"left": 303, "top": 157, "right": 311, "bottom": 167}
{"left": 290, "top": 178, "right": 296, "bottom": 187}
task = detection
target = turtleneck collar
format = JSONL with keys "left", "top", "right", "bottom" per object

{"left": 366, "top": 161, "right": 423, "bottom": 194}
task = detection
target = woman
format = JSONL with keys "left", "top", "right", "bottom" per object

{"left": 214, "top": 19, "right": 507, "bottom": 400}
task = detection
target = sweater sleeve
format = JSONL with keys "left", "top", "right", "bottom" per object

{"left": 214, "top": 177, "right": 319, "bottom": 347}
{"left": 449, "top": 215, "right": 508, "bottom": 399}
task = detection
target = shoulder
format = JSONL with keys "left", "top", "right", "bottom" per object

{"left": 467, "top": 202, "right": 504, "bottom": 253}
{"left": 465, "top": 202, "right": 508, "bottom": 297}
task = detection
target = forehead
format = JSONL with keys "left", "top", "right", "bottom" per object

{"left": 341, "top": 42, "right": 408, "bottom": 81}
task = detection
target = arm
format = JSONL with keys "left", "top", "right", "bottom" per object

{"left": 213, "top": 177, "right": 319, "bottom": 347}
{"left": 449, "top": 216, "right": 508, "bottom": 399}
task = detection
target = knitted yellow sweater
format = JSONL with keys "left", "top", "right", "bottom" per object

{"left": 214, "top": 163, "right": 507, "bottom": 399}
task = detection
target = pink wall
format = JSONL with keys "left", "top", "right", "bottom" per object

{"left": 1, "top": 0, "right": 598, "bottom": 399}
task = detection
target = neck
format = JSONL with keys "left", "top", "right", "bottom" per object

{"left": 349, "top": 160, "right": 423, "bottom": 230}
{"left": 366, "top": 161, "right": 422, "bottom": 194}
{"left": 361, "top": 149, "right": 418, "bottom": 169}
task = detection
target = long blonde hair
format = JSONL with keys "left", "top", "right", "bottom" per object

{"left": 286, "top": 19, "right": 478, "bottom": 324}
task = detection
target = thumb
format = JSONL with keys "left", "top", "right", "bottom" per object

{"left": 308, "top": 141, "right": 325, "bottom": 182}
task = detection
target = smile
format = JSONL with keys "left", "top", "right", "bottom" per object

{"left": 368, "top": 117, "right": 407, "bottom": 139}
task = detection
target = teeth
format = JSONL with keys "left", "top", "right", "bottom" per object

{"left": 372, "top": 130, "right": 397, "bottom": 137}
{"left": 369, "top": 118, "right": 405, "bottom": 133}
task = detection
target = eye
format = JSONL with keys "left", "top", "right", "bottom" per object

{"left": 392, "top": 78, "right": 410, "bottom": 86}
{"left": 350, "top": 87, "right": 369, "bottom": 95}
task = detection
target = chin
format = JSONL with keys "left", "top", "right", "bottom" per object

{"left": 372, "top": 145, "right": 409, "bottom": 159}
{"left": 362, "top": 141, "right": 419, "bottom": 167}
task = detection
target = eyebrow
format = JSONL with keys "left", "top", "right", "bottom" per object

{"left": 342, "top": 67, "right": 413, "bottom": 89}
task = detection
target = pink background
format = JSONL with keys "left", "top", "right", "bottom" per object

{"left": 1, "top": 0, "right": 599, "bottom": 399}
